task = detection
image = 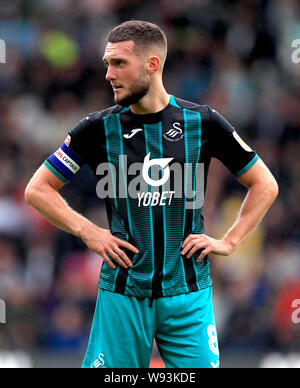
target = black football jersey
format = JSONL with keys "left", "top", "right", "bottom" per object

{"left": 44, "top": 95, "right": 259, "bottom": 298}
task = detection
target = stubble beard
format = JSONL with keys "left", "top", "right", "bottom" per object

{"left": 114, "top": 75, "right": 150, "bottom": 107}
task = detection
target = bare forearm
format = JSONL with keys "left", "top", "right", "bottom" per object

{"left": 182, "top": 180, "right": 278, "bottom": 261}
{"left": 182, "top": 159, "right": 278, "bottom": 261}
{"left": 25, "top": 185, "right": 92, "bottom": 240}
{"left": 222, "top": 182, "right": 278, "bottom": 250}
{"left": 25, "top": 165, "right": 138, "bottom": 269}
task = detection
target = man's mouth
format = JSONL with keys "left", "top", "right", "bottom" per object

{"left": 112, "top": 85, "right": 123, "bottom": 91}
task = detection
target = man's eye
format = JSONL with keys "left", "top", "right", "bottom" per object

{"left": 103, "top": 60, "right": 125, "bottom": 68}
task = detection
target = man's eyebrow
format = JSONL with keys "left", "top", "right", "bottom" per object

{"left": 103, "top": 57, "right": 127, "bottom": 62}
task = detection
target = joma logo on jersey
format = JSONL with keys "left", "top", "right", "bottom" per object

{"left": 96, "top": 153, "right": 205, "bottom": 210}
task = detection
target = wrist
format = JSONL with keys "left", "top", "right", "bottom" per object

{"left": 74, "top": 218, "right": 96, "bottom": 241}
{"left": 222, "top": 236, "right": 238, "bottom": 254}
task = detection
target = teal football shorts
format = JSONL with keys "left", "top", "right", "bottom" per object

{"left": 82, "top": 286, "right": 220, "bottom": 368}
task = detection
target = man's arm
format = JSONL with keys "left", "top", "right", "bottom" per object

{"left": 181, "top": 159, "right": 278, "bottom": 261}
{"left": 25, "top": 165, "right": 138, "bottom": 269}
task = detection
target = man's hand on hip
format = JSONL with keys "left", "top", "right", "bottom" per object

{"left": 181, "top": 234, "right": 234, "bottom": 262}
{"left": 81, "top": 226, "right": 139, "bottom": 269}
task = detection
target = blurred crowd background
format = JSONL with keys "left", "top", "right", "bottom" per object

{"left": 0, "top": 0, "right": 299, "bottom": 368}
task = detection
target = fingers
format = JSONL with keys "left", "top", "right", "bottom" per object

{"left": 181, "top": 234, "right": 211, "bottom": 261}
{"left": 99, "top": 237, "right": 139, "bottom": 270}
{"left": 186, "top": 243, "right": 206, "bottom": 258}
{"left": 100, "top": 244, "right": 134, "bottom": 269}
{"left": 196, "top": 248, "right": 210, "bottom": 262}
{"left": 182, "top": 235, "right": 233, "bottom": 261}
{"left": 112, "top": 246, "right": 134, "bottom": 268}
{"left": 181, "top": 238, "right": 199, "bottom": 256}
{"left": 85, "top": 229, "right": 139, "bottom": 269}
{"left": 111, "top": 238, "right": 139, "bottom": 269}
{"left": 101, "top": 251, "right": 116, "bottom": 270}
{"left": 182, "top": 234, "right": 197, "bottom": 248}
{"left": 116, "top": 238, "right": 139, "bottom": 254}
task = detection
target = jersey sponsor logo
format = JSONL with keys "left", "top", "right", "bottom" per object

{"left": 163, "top": 122, "right": 184, "bottom": 142}
{"left": 139, "top": 153, "right": 175, "bottom": 207}
{"left": 137, "top": 190, "right": 175, "bottom": 207}
{"left": 123, "top": 128, "right": 143, "bottom": 139}
{"left": 232, "top": 131, "right": 252, "bottom": 152}
{"left": 54, "top": 148, "right": 80, "bottom": 173}
{"left": 96, "top": 154, "right": 205, "bottom": 210}
{"left": 142, "top": 153, "right": 173, "bottom": 187}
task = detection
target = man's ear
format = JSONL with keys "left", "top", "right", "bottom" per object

{"left": 146, "top": 55, "right": 160, "bottom": 74}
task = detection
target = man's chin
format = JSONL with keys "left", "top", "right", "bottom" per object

{"left": 114, "top": 87, "right": 149, "bottom": 108}
{"left": 114, "top": 95, "right": 127, "bottom": 107}
{"left": 114, "top": 93, "right": 135, "bottom": 108}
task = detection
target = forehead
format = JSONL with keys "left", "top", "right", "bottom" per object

{"left": 103, "top": 41, "right": 138, "bottom": 61}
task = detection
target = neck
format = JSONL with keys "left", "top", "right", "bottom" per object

{"left": 129, "top": 79, "right": 170, "bottom": 115}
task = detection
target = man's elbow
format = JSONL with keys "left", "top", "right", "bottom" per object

{"left": 267, "top": 178, "right": 279, "bottom": 203}
{"left": 24, "top": 183, "right": 39, "bottom": 206}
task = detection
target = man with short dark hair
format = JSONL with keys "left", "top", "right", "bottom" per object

{"left": 25, "top": 20, "right": 278, "bottom": 368}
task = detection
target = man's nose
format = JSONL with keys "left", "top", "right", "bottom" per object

{"left": 105, "top": 66, "right": 116, "bottom": 81}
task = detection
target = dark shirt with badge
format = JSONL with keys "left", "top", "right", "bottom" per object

{"left": 44, "top": 95, "right": 259, "bottom": 298}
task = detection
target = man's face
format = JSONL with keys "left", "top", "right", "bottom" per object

{"left": 103, "top": 41, "right": 150, "bottom": 107}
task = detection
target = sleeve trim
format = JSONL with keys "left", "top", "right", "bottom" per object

{"left": 234, "top": 154, "right": 259, "bottom": 178}
{"left": 44, "top": 160, "right": 70, "bottom": 183}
